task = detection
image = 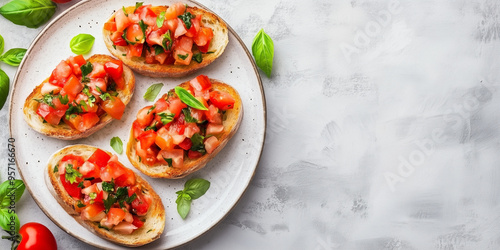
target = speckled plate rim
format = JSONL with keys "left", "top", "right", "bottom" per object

{"left": 8, "top": 0, "right": 266, "bottom": 248}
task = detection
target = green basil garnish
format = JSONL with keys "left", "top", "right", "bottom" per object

{"left": 0, "top": 0, "right": 56, "bottom": 28}
{"left": 0, "top": 69, "right": 7, "bottom": 110}
{"left": 144, "top": 83, "right": 163, "bottom": 102}
{"left": 156, "top": 11, "right": 165, "bottom": 28}
{"left": 0, "top": 48, "right": 26, "bottom": 66}
{"left": 69, "top": 34, "right": 95, "bottom": 55}
{"left": 174, "top": 86, "right": 208, "bottom": 110}
{"left": 251, "top": 28, "right": 274, "bottom": 77}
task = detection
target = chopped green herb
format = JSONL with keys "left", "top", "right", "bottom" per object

{"left": 58, "top": 94, "right": 69, "bottom": 105}
{"left": 134, "top": 2, "right": 143, "bottom": 12}
{"left": 156, "top": 11, "right": 165, "bottom": 28}
{"left": 77, "top": 182, "right": 84, "bottom": 188}
{"left": 102, "top": 180, "right": 115, "bottom": 192}
{"left": 177, "top": 53, "right": 188, "bottom": 60}
{"left": 77, "top": 201, "right": 86, "bottom": 208}
{"left": 178, "top": 6, "right": 196, "bottom": 29}
{"left": 89, "top": 192, "right": 97, "bottom": 199}
{"left": 53, "top": 164, "right": 59, "bottom": 173}
{"left": 163, "top": 157, "right": 173, "bottom": 167}
{"left": 193, "top": 53, "right": 202, "bottom": 63}
{"left": 147, "top": 105, "right": 156, "bottom": 114}
{"left": 65, "top": 164, "right": 82, "bottom": 184}
{"left": 190, "top": 133, "right": 206, "bottom": 154}
{"left": 158, "top": 112, "right": 175, "bottom": 125}
{"left": 122, "top": 6, "right": 128, "bottom": 17}
{"left": 162, "top": 30, "right": 172, "bottom": 51}
{"left": 154, "top": 45, "right": 163, "bottom": 56}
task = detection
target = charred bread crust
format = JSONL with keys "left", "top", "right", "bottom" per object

{"left": 103, "top": 6, "right": 228, "bottom": 78}
{"left": 23, "top": 54, "right": 135, "bottom": 140}
{"left": 126, "top": 79, "right": 243, "bottom": 178}
{"left": 45, "top": 145, "right": 165, "bottom": 247}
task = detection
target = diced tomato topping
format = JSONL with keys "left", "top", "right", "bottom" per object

{"left": 66, "top": 55, "right": 86, "bottom": 76}
{"left": 132, "top": 120, "right": 146, "bottom": 138}
{"left": 194, "top": 27, "right": 214, "bottom": 47}
{"left": 104, "top": 21, "right": 117, "bottom": 32}
{"left": 81, "top": 113, "right": 100, "bottom": 130}
{"left": 205, "top": 104, "right": 222, "bottom": 124}
{"left": 188, "top": 150, "right": 203, "bottom": 159}
{"left": 81, "top": 203, "right": 106, "bottom": 222}
{"left": 155, "top": 52, "right": 169, "bottom": 64}
{"left": 198, "top": 42, "right": 210, "bottom": 53}
{"left": 107, "top": 208, "right": 126, "bottom": 225}
{"left": 184, "top": 15, "right": 201, "bottom": 38}
{"left": 155, "top": 128, "right": 175, "bottom": 150}
{"left": 136, "top": 5, "right": 157, "bottom": 26}
{"left": 79, "top": 161, "right": 100, "bottom": 179}
{"left": 136, "top": 106, "right": 155, "bottom": 126}
{"left": 137, "top": 130, "right": 157, "bottom": 150}
{"left": 113, "top": 222, "right": 138, "bottom": 234}
{"left": 104, "top": 60, "right": 124, "bottom": 89}
{"left": 125, "top": 23, "right": 145, "bottom": 44}
{"left": 189, "top": 75, "right": 211, "bottom": 91}
{"left": 88, "top": 63, "right": 107, "bottom": 79}
{"left": 36, "top": 103, "right": 65, "bottom": 125}
{"left": 209, "top": 90, "right": 235, "bottom": 110}
{"left": 165, "top": 3, "right": 186, "bottom": 20}
{"left": 52, "top": 96, "right": 69, "bottom": 111}
{"left": 61, "top": 154, "right": 85, "bottom": 167}
{"left": 154, "top": 98, "right": 169, "bottom": 113}
{"left": 174, "top": 18, "right": 188, "bottom": 38}
{"left": 87, "top": 149, "right": 111, "bottom": 168}
{"left": 206, "top": 123, "right": 224, "bottom": 135}
{"left": 178, "top": 137, "right": 192, "bottom": 150}
{"left": 101, "top": 96, "right": 125, "bottom": 120}
{"left": 115, "top": 9, "right": 132, "bottom": 32}
{"left": 132, "top": 215, "right": 144, "bottom": 228}
{"left": 183, "top": 122, "right": 200, "bottom": 138}
{"left": 75, "top": 93, "right": 99, "bottom": 113}
{"left": 173, "top": 49, "right": 192, "bottom": 65}
{"left": 127, "top": 43, "right": 143, "bottom": 57}
{"left": 111, "top": 31, "right": 128, "bottom": 46}
{"left": 204, "top": 136, "right": 220, "bottom": 154}
{"left": 158, "top": 149, "right": 184, "bottom": 168}
{"left": 131, "top": 194, "right": 150, "bottom": 216}
{"left": 49, "top": 60, "right": 72, "bottom": 87}
{"left": 60, "top": 174, "right": 81, "bottom": 199}
{"left": 100, "top": 161, "right": 127, "bottom": 182}
{"left": 62, "top": 74, "right": 83, "bottom": 98}
{"left": 135, "top": 141, "right": 158, "bottom": 166}
{"left": 114, "top": 168, "right": 136, "bottom": 187}
{"left": 168, "top": 98, "right": 187, "bottom": 118}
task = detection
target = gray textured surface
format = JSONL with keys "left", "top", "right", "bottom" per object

{"left": 2, "top": 0, "right": 500, "bottom": 249}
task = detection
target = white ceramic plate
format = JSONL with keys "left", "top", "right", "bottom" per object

{"left": 9, "top": 0, "right": 266, "bottom": 249}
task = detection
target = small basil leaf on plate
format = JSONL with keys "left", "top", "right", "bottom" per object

{"left": 0, "top": 0, "right": 56, "bottom": 28}
{"left": 176, "top": 193, "right": 191, "bottom": 219}
{"left": 0, "top": 34, "right": 4, "bottom": 54}
{"left": 0, "top": 208, "right": 19, "bottom": 232}
{"left": 251, "top": 28, "right": 274, "bottom": 77}
{"left": 0, "top": 69, "right": 9, "bottom": 110}
{"left": 0, "top": 48, "right": 27, "bottom": 66}
{"left": 174, "top": 86, "right": 208, "bottom": 110}
{"left": 184, "top": 178, "right": 210, "bottom": 200}
{"left": 70, "top": 34, "right": 95, "bottom": 54}
{"left": 110, "top": 136, "right": 123, "bottom": 154}
{"left": 0, "top": 180, "right": 25, "bottom": 208}
{"left": 144, "top": 83, "right": 163, "bottom": 102}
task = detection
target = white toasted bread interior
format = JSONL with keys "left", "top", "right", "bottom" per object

{"left": 23, "top": 54, "right": 135, "bottom": 140}
{"left": 45, "top": 145, "right": 165, "bottom": 247}
{"left": 127, "top": 79, "right": 243, "bottom": 178}
{"left": 103, "top": 6, "right": 228, "bottom": 78}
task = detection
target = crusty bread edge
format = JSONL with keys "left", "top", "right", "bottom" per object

{"left": 45, "top": 145, "right": 165, "bottom": 247}
{"left": 23, "top": 54, "right": 136, "bottom": 140}
{"left": 103, "top": 6, "right": 229, "bottom": 78}
{"left": 126, "top": 79, "right": 243, "bottom": 179}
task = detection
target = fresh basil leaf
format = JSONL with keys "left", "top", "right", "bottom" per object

{"left": 102, "top": 180, "right": 114, "bottom": 192}
{"left": 58, "top": 94, "right": 69, "bottom": 105}
{"left": 0, "top": 69, "right": 9, "bottom": 110}
{"left": 0, "top": 208, "right": 19, "bottom": 233}
{"left": 251, "top": 28, "right": 274, "bottom": 77}
{"left": 139, "top": 20, "right": 148, "bottom": 38}
{"left": 34, "top": 92, "right": 56, "bottom": 108}
{"left": 0, "top": 48, "right": 26, "bottom": 66}
{"left": 69, "top": 34, "right": 95, "bottom": 55}
{"left": 190, "top": 133, "right": 206, "bottom": 154}
{"left": 121, "top": 28, "right": 136, "bottom": 45}
{"left": 154, "top": 45, "right": 163, "bottom": 56}
{"left": 134, "top": 2, "right": 143, "bottom": 12}
{"left": 0, "top": 0, "right": 56, "bottom": 28}
{"left": 144, "top": 121, "right": 159, "bottom": 131}
{"left": 174, "top": 86, "right": 208, "bottom": 110}
{"left": 65, "top": 103, "right": 82, "bottom": 120}
{"left": 162, "top": 30, "right": 172, "bottom": 51}
{"left": 184, "top": 178, "right": 210, "bottom": 199}
{"left": 0, "top": 180, "right": 25, "bottom": 208}
{"left": 193, "top": 53, "right": 202, "bottom": 63}
{"left": 53, "top": 164, "right": 58, "bottom": 173}
{"left": 182, "top": 108, "right": 198, "bottom": 123}
{"left": 0, "top": 34, "right": 4, "bottom": 54}
{"left": 126, "top": 193, "right": 137, "bottom": 203}
{"left": 147, "top": 105, "right": 156, "bottom": 114}
{"left": 178, "top": 7, "right": 195, "bottom": 29}
{"left": 65, "top": 164, "right": 82, "bottom": 184}
{"left": 80, "top": 61, "right": 93, "bottom": 82}
{"left": 177, "top": 53, "right": 188, "bottom": 60}
{"left": 156, "top": 11, "right": 165, "bottom": 28}
{"left": 100, "top": 92, "right": 111, "bottom": 101}
{"left": 122, "top": 6, "right": 128, "bottom": 17}
{"left": 103, "top": 195, "right": 117, "bottom": 213}
{"left": 110, "top": 137, "right": 123, "bottom": 154}
{"left": 158, "top": 112, "right": 174, "bottom": 125}
{"left": 77, "top": 182, "right": 84, "bottom": 188}
{"left": 77, "top": 200, "right": 85, "bottom": 208}
{"left": 176, "top": 193, "right": 191, "bottom": 219}
{"left": 144, "top": 83, "right": 163, "bottom": 102}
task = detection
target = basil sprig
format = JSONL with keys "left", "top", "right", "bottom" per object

{"left": 0, "top": 48, "right": 26, "bottom": 66}
{"left": 0, "top": 69, "right": 9, "bottom": 110}
{"left": 0, "top": 0, "right": 56, "bottom": 28}
{"left": 176, "top": 178, "right": 210, "bottom": 219}
{"left": 110, "top": 137, "right": 123, "bottom": 154}
{"left": 0, "top": 180, "right": 24, "bottom": 235}
{"left": 144, "top": 83, "right": 163, "bottom": 101}
{"left": 251, "top": 28, "right": 274, "bottom": 77}
{"left": 174, "top": 86, "right": 208, "bottom": 110}
{"left": 70, "top": 34, "right": 95, "bottom": 55}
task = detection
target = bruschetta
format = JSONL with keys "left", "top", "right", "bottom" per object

{"left": 45, "top": 145, "right": 165, "bottom": 247}
{"left": 126, "top": 75, "right": 242, "bottom": 178}
{"left": 102, "top": 2, "right": 228, "bottom": 78}
{"left": 23, "top": 54, "right": 135, "bottom": 140}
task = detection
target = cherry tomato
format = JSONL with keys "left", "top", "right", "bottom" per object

{"left": 18, "top": 222, "right": 57, "bottom": 250}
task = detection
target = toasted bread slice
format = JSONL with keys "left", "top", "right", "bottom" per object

{"left": 103, "top": 6, "right": 228, "bottom": 78}
{"left": 23, "top": 54, "right": 135, "bottom": 140}
{"left": 127, "top": 79, "right": 243, "bottom": 178}
{"left": 45, "top": 145, "right": 165, "bottom": 247}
